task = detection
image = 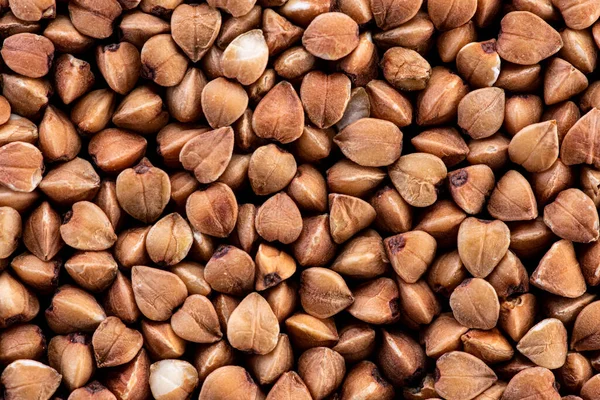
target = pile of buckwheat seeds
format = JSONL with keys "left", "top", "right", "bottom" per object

{"left": 4, "top": 0, "right": 600, "bottom": 399}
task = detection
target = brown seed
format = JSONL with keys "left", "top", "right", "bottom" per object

{"left": 428, "top": 0, "right": 477, "bottom": 31}
{"left": 193, "top": 340, "right": 235, "bottom": 382}
{"left": 457, "top": 87, "right": 505, "bottom": 139}
{"left": 436, "top": 21, "right": 477, "bottom": 63}
{"left": 287, "top": 164, "right": 327, "bottom": 212}
{"left": 531, "top": 240, "right": 586, "bottom": 298}
{"left": 329, "top": 193, "right": 376, "bottom": 244}
{"left": 116, "top": 158, "right": 170, "bottom": 223}
{"left": 562, "top": 108, "right": 600, "bottom": 168}
{"left": 487, "top": 170, "right": 538, "bottom": 221}
{"left": 417, "top": 66, "right": 469, "bottom": 126}
{"left": 348, "top": 277, "right": 400, "bottom": 325}
{"left": 581, "top": 81, "right": 600, "bottom": 113}
{"left": 397, "top": 278, "right": 441, "bottom": 325}
{"left": 68, "top": 0, "right": 122, "bottom": 39}
{"left": 448, "top": 165, "right": 495, "bottom": 214}
{"left": 370, "top": 0, "right": 422, "bottom": 30}
{"left": 230, "top": 203, "right": 258, "bottom": 254}
{"left": 227, "top": 292, "right": 280, "bottom": 355}
{"left": 292, "top": 214, "right": 337, "bottom": 267}
{"left": 92, "top": 181, "right": 121, "bottom": 229}
{"left": 92, "top": 317, "right": 143, "bottom": 368}
{"left": 256, "top": 192, "right": 303, "bottom": 244}
{"left": 273, "top": 46, "right": 316, "bottom": 80}
{"left": 60, "top": 201, "right": 116, "bottom": 251}
{"left": 0, "top": 324, "right": 45, "bottom": 366}
{"left": 9, "top": 252, "right": 59, "bottom": 294}
{"left": 332, "top": 322, "right": 375, "bottom": 363}
{"left": 435, "top": 351, "right": 497, "bottom": 400}
{"left": 140, "top": 34, "right": 187, "bottom": 87}
{"left": 179, "top": 127, "right": 234, "bottom": 184}
{"left": 1, "top": 359, "right": 61, "bottom": 400}
{"left": 171, "top": 4, "right": 220, "bottom": 62}
{"left": 427, "top": 250, "right": 468, "bottom": 297}
{"left": 557, "top": 352, "right": 593, "bottom": 393}
{"left": 300, "top": 267, "right": 354, "bottom": 318}
{"left": 255, "top": 243, "right": 296, "bottom": 291}
{"left": 199, "top": 366, "right": 263, "bottom": 400}
{"left": 103, "top": 271, "right": 140, "bottom": 324}
{"left": 253, "top": 81, "right": 304, "bottom": 144}
{"left": 8, "top": 0, "right": 54, "bottom": 21}
{"left": 267, "top": 371, "right": 312, "bottom": 400}
{"left": 411, "top": 127, "right": 469, "bottom": 167}
{"left": 0, "top": 114, "right": 37, "bottom": 147}
{"left": 0, "top": 271, "right": 39, "bottom": 328}
{"left": 381, "top": 47, "right": 431, "bottom": 91}
{"left": 553, "top": 0, "right": 600, "bottom": 29}
{"left": 302, "top": 12, "right": 359, "bottom": 60}
{"left": 544, "top": 293, "right": 597, "bottom": 327}
{"left": 204, "top": 245, "right": 255, "bottom": 296}
{"left": 1, "top": 33, "right": 54, "bottom": 78}
{"left": 113, "top": 227, "right": 150, "bottom": 269}
{"left": 166, "top": 68, "right": 206, "bottom": 124}
{"left": 450, "top": 278, "right": 500, "bottom": 329}
{"left": 370, "top": 185, "right": 412, "bottom": 233}
{"left": 456, "top": 40, "right": 502, "bottom": 88}
{"left": 340, "top": 31, "right": 379, "bottom": 86}
{"left": 88, "top": 129, "right": 146, "bottom": 173}
{"left": 389, "top": 153, "right": 447, "bottom": 207}
{"left": 212, "top": 294, "right": 240, "bottom": 333}
{"left": 298, "top": 347, "right": 345, "bottom": 400}
{"left": 45, "top": 285, "right": 105, "bottom": 334}
{"left": 39, "top": 158, "right": 100, "bottom": 205}
{"left": 0, "top": 141, "right": 43, "bottom": 193}
{"left": 517, "top": 318, "right": 568, "bottom": 369}
{"left": 70, "top": 89, "right": 116, "bottom": 135}
{"left": 544, "top": 188, "right": 599, "bottom": 242}
{"left": 285, "top": 312, "right": 338, "bottom": 350}
{"left": 340, "top": 361, "right": 395, "bottom": 400}
{"left": 423, "top": 313, "right": 469, "bottom": 358}
{"left": 495, "top": 62, "right": 543, "bottom": 93}
{"left": 461, "top": 328, "right": 514, "bottom": 364}
{"left": 502, "top": 367, "right": 560, "bottom": 400}
{"left": 335, "top": 118, "right": 403, "bottom": 167}
{"left": 187, "top": 183, "right": 238, "bottom": 238}
{"left": 457, "top": 218, "right": 510, "bottom": 278}
{"left": 467, "top": 133, "right": 511, "bottom": 171}
{"left": 377, "top": 330, "right": 425, "bottom": 386}
{"left": 65, "top": 251, "right": 118, "bottom": 293}
{"left": 215, "top": 152, "right": 249, "bottom": 189}
{"left": 248, "top": 144, "right": 297, "bottom": 196}
{"left": 571, "top": 301, "right": 600, "bottom": 351}
{"left": 505, "top": 95, "right": 544, "bottom": 134}
{"left": 131, "top": 265, "right": 187, "bottom": 321}
{"left": 0, "top": 206, "right": 20, "bottom": 259}
{"left": 265, "top": 281, "right": 298, "bottom": 324}
{"left": 365, "top": 79, "right": 412, "bottom": 128}
{"left": 487, "top": 250, "right": 529, "bottom": 299}
{"left": 68, "top": 381, "right": 117, "bottom": 400}
{"left": 331, "top": 230, "right": 388, "bottom": 279}
{"left": 112, "top": 85, "right": 169, "bottom": 135}
{"left": 248, "top": 334, "right": 294, "bottom": 385}
{"left": 415, "top": 199, "right": 467, "bottom": 248}
{"left": 499, "top": 293, "right": 537, "bottom": 342}
{"left": 38, "top": 106, "right": 81, "bottom": 163}
{"left": 384, "top": 230, "right": 436, "bottom": 283}
{"left": 531, "top": 158, "right": 575, "bottom": 205}
{"left": 222, "top": 30, "right": 269, "bottom": 85}
{"left": 544, "top": 58, "right": 588, "bottom": 105}
{"left": 145, "top": 213, "right": 192, "bottom": 267}
{"left": 104, "top": 349, "right": 151, "bottom": 400}
{"left": 170, "top": 262, "right": 210, "bottom": 297}
{"left": 43, "top": 15, "right": 95, "bottom": 53}
{"left": 156, "top": 125, "right": 206, "bottom": 168}
{"left": 171, "top": 294, "right": 222, "bottom": 344}
{"left": 497, "top": 11, "right": 562, "bottom": 65}
{"left": 95, "top": 42, "right": 140, "bottom": 96}
{"left": 300, "top": 72, "right": 351, "bottom": 129}
{"left": 118, "top": 11, "right": 170, "bottom": 48}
